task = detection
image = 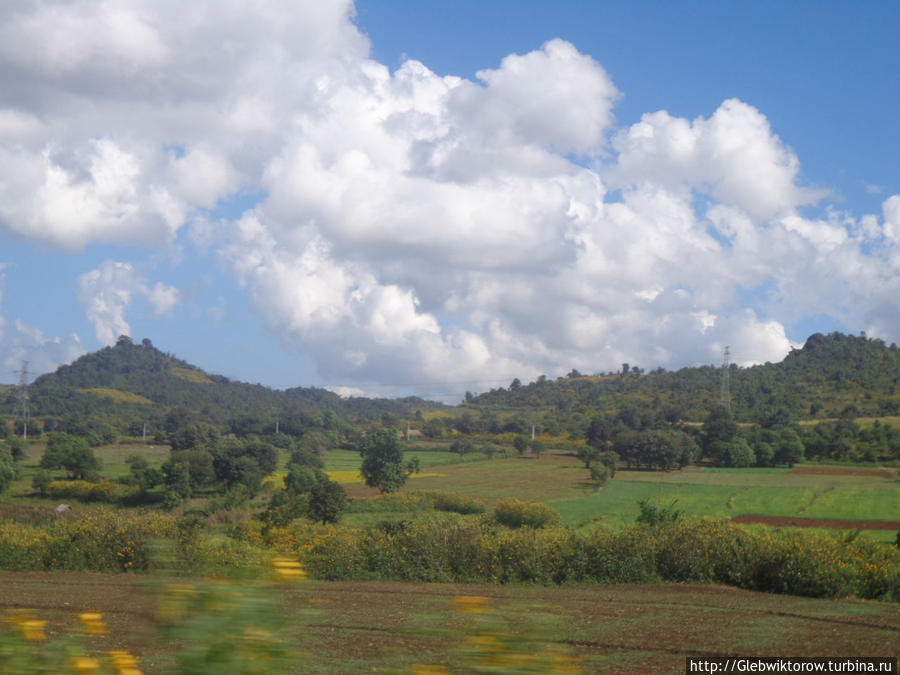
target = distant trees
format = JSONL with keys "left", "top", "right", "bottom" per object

{"left": 160, "top": 426, "right": 279, "bottom": 499}
{"left": 612, "top": 429, "right": 698, "bottom": 471}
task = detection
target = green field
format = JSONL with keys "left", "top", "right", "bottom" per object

{"left": 5, "top": 441, "right": 898, "bottom": 545}
{"left": 548, "top": 465, "right": 898, "bottom": 542}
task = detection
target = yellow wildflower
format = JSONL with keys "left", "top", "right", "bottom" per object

{"left": 272, "top": 555, "right": 308, "bottom": 582}
{"left": 78, "top": 611, "right": 108, "bottom": 636}
{"left": 70, "top": 655, "right": 101, "bottom": 674}
{"left": 108, "top": 649, "right": 142, "bottom": 675}
{"left": 453, "top": 595, "right": 491, "bottom": 614}
{"left": 21, "top": 619, "right": 48, "bottom": 642}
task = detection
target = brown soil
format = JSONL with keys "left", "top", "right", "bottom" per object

{"left": 1, "top": 573, "right": 898, "bottom": 674}
{"left": 789, "top": 468, "right": 896, "bottom": 478}
{"left": 732, "top": 515, "right": 900, "bottom": 530}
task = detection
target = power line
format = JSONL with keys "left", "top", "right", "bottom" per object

{"left": 13, "top": 361, "right": 31, "bottom": 440}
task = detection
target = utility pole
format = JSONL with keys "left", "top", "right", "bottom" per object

{"left": 720, "top": 346, "right": 731, "bottom": 412}
{"left": 13, "top": 361, "right": 30, "bottom": 440}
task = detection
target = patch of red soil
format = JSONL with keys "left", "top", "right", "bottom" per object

{"left": 732, "top": 515, "right": 900, "bottom": 530}
{"left": 789, "top": 468, "right": 895, "bottom": 477}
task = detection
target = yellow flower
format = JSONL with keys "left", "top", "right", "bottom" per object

{"left": 21, "top": 619, "right": 48, "bottom": 642}
{"left": 70, "top": 655, "right": 101, "bottom": 674}
{"left": 108, "top": 649, "right": 142, "bottom": 674}
{"left": 272, "top": 555, "right": 308, "bottom": 582}
{"left": 453, "top": 595, "right": 491, "bottom": 614}
{"left": 78, "top": 611, "right": 108, "bottom": 636}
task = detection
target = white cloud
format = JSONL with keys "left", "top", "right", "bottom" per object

{"left": 611, "top": 99, "right": 826, "bottom": 222}
{"left": 1, "top": 320, "right": 84, "bottom": 379}
{"left": 77, "top": 261, "right": 180, "bottom": 345}
{"left": 882, "top": 195, "right": 900, "bottom": 242}
{"left": 0, "top": 1, "right": 897, "bottom": 398}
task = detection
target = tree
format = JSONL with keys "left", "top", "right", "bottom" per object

{"left": 773, "top": 428, "right": 805, "bottom": 467}
{"left": 6, "top": 436, "right": 26, "bottom": 462}
{"left": 358, "top": 428, "right": 408, "bottom": 493}
{"left": 576, "top": 445, "right": 602, "bottom": 468}
{"left": 421, "top": 418, "right": 444, "bottom": 439}
{"left": 513, "top": 436, "right": 529, "bottom": 456}
{"left": 450, "top": 438, "right": 475, "bottom": 455}
{"left": 284, "top": 464, "right": 320, "bottom": 495}
{"left": 0, "top": 446, "right": 15, "bottom": 493}
{"left": 701, "top": 405, "right": 738, "bottom": 457}
{"left": 40, "top": 432, "right": 101, "bottom": 480}
{"left": 586, "top": 414, "right": 614, "bottom": 449}
{"left": 308, "top": 476, "right": 346, "bottom": 524}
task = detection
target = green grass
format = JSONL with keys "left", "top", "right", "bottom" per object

{"left": 548, "top": 465, "right": 900, "bottom": 538}
{"left": 730, "top": 487, "right": 819, "bottom": 516}
{"left": 802, "top": 487, "right": 900, "bottom": 521}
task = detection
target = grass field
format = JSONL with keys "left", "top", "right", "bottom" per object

{"left": 5, "top": 440, "right": 898, "bottom": 543}
{"left": 1, "top": 571, "right": 897, "bottom": 674}
{"left": 548, "top": 464, "right": 899, "bottom": 542}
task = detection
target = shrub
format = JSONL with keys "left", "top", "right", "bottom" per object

{"left": 493, "top": 499, "right": 560, "bottom": 529}
{"left": 635, "top": 498, "right": 683, "bottom": 526}
{"left": 428, "top": 491, "right": 486, "bottom": 515}
{"left": 45, "top": 479, "right": 136, "bottom": 504}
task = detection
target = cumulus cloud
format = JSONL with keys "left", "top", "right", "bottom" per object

{"left": 0, "top": 320, "right": 85, "bottom": 379}
{"left": 1, "top": 1, "right": 898, "bottom": 398}
{"left": 77, "top": 261, "right": 180, "bottom": 345}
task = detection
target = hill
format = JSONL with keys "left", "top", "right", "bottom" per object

{"left": 3, "top": 332, "right": 899, "bottom": 438}
{"left": 466, "top": 332, "right": 900, "bottom": 424}
{"left": 1, "top": 336, "right": 446, "bottom": 435}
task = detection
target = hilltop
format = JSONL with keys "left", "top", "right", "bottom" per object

{"left": 466, "top": 332, "right": 900, "bottom": 424}
{"left": 3, "top": 332, "right": 899, "bottom": 437}
{"left": 2, "top": 336, "right": 446, "bottom": 435}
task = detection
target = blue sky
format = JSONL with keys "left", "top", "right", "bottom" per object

{"left": 0, "top": 1, "right": 898, "bottom": 401}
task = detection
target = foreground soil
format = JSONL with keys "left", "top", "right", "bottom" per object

{"left": 731, "top": 514, "right": 900, "bottom": 530}
{"left": 1, "top": 571, "right": 898, "bottom": 673}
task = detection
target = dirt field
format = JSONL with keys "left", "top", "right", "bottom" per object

{"left": 1, "top": 571, "right": 898, "bottom": 673}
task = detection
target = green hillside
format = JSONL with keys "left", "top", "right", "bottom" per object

{"left": 468, "top": 332, "right": 900, "bottom": 424}
{"left": 1, "top": 336, "right": 446, "bottom": 435}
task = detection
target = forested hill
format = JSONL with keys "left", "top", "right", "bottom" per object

{"left": 6, "top": 336, "right": 446, "bottom": 432}
{"left": 467, "top": 333, "right": 900, "bottom": 424}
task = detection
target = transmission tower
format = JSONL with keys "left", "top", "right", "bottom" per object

{"left": 719, "top": 346, "right": 731, "bottom": 412}
{"left": 13, "top": 361, "right": 31, "bottom": 440}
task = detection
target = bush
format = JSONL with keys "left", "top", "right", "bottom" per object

{"left": 45, "top": 479, "right": 137, "bottom": 504}
{"left": 493, "top": 499, "right": 560, "bottom": 529}
{"left": 635, "top": 498, "right": 683, "bottom": 526}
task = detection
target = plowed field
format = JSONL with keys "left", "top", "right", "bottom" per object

{"left": 1, "top": 572, "right": 898, "bottom": 673}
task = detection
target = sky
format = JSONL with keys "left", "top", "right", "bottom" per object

{"left": 0, "top": 0, "right": 898, "bottom": 403}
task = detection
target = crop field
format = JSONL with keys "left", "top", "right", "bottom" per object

{"left": 549, "top": 465, "right": 899, "bottom": 543}
{"left": 5, "top": 440, "right": 898, "bottom": 543}
{"left": 1, "top": 571, "right": 898, "bottom": 674}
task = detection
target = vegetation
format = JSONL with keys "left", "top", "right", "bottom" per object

{"left": 358, "top": 428, "right": 410, "bottom": 494}
{"left": 1, "top": 330, "right": 899, "bottom": 672}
